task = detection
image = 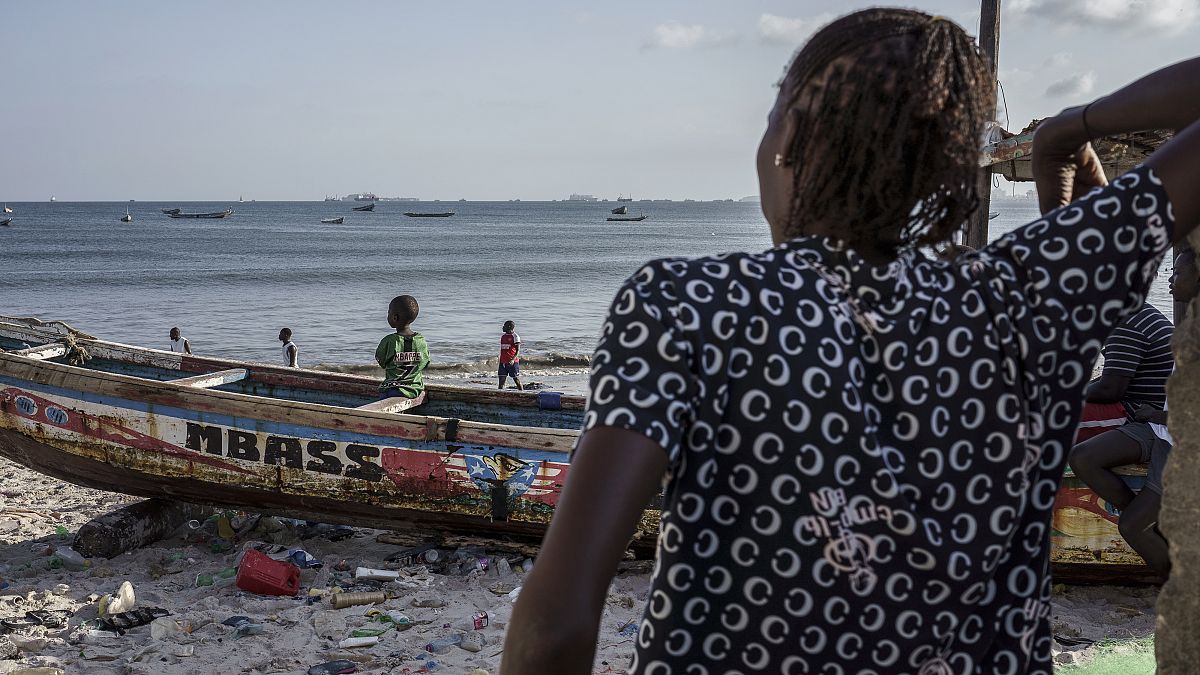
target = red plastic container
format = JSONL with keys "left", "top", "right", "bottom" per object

{"left": 236, "top": 549, "right": 300, "bottom": 596}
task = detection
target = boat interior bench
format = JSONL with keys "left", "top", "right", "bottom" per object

{"left": 355, "top": 392, "right": 427, "bottom": 414}
{"left": 172, "top": 369, "right": 249, "bottom": 389}
{"left": 10, "top": 344, "right": 69, "bottom": 360}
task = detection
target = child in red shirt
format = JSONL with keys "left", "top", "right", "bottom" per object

{"left": 498, "top": 320, "right": 523, "bottom": 390}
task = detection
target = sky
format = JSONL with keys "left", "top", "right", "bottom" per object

{"left": 1, "top": 1, "right": 1196, "bottom": 202}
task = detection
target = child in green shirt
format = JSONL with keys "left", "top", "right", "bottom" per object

{"left": 375, "top": 295, "right": 430, "bottom": 398}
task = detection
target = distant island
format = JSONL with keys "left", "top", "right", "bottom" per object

{"left": 739, "top": 195, "right": 761, "bottom": 202}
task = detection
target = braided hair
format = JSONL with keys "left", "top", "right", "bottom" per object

{"left": 779, "top": 9, "right": 994, "bottom": 258}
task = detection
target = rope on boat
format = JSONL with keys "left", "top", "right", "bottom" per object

{"left": 57, "top": 333, "right": 92, "bottom": 365}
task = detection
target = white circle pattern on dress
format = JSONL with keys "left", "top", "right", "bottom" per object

{"left": 581, "top": 166, "right": 1173, "bottom": 674}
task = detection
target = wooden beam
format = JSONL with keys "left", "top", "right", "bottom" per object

{"left": 967, "top": 0, "right": 1002, "bottom": 250}
{"left": 10, "top": 344, "right": 69, "bottom": 360}
{"left": 355, "top": 392, "right": 427, "bottom": 414}
{"left": 171, "top": 368, "right": 248, "bottom": 389}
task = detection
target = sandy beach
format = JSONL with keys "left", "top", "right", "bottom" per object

{"left": 0, "top": 450, "right": 1159, "bottom": 674}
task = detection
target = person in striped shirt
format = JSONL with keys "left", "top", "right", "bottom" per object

{"left": 1084, "top": 301, "right": 1174, "bottom": 419}
{"left": 1069, "top": 249, "right": 1198, "bottom": 574}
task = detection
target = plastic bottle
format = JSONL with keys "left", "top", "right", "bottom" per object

{"left": 195, "top": 567, "right": 238, "bottom": 587}
{"left": 354, "top": 567, "right": 399, "bottom": 581}
{"left": 330, "top": 591, "right": 385, "bottom": 609}
{"left": 233, "top": 622, "right": 266, "bottom": 638}
{"left": 338, "top": 636, "right": 378, "bottom": 648}
{"left": 52, "top": 546, "right": 89, "bottom": 572}
{"left": 307, "top": 661, "right": 357, "bottom": 675}
{"left": 424, "top": 634, "right": 463, "bottom": 654}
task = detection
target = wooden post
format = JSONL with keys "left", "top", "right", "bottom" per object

{"left": 967, "top": 0, "right": 1002, "bottom": 249}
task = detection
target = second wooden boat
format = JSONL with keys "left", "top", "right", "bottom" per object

{"left": 320, "top": 217, "right": 345, "bottom": 224}
{"left": 606, "top": 215, "right": 647, "bottom": 222}
{"left": 0, "top": 218, "right": 11, "bottom": 227}
{"left": 351, "top": 203, "right": 376, "bottom": 212}
{"left": 403, "top": 212, "right": 454, "bottom": 218}
{"left": 168, "top": 209, "right": 234, "bottom": 219}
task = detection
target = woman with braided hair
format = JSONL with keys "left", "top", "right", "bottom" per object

{"left": 504, "top": 7, "right": 1200, "bottom": 674}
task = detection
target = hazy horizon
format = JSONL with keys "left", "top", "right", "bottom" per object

{"left": 3, "top": 1, "right": 1196, "bottom": 202}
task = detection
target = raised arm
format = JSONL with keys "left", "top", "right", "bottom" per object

{"left": 1034, "top": 56, "right": 1200, "bottom": 236}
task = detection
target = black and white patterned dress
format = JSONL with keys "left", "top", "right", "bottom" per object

{"left": 581, "top": 166, "right": 1173, "bottom": 675}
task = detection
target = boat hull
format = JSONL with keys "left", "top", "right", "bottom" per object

{"left": 0, "top": 319, "right": 1164, "bottom": 578}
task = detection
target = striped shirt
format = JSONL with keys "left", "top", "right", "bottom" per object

{"left": 1102, "top": 303, "right": 1173, "bottom": 417}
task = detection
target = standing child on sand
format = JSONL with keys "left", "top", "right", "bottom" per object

{"left": 498, "top": 320, "right": 523, "bottom": 391}
{"left": 376, "top": 295, "right": 430, "bottom": 398}
{"left": 278, "top": 328, "right": 299, "bottom": 368}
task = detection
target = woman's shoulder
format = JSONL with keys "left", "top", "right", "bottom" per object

{"left": 632, "top": 248, "right": 787, "bottom": 284}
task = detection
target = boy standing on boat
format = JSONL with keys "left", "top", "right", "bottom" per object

{"left": 279, "top": 328, "right": 299, "bottom": 368}
{"left": 376, "top": 295, "right": 430, "bottom": 398}
{"left": 498, "top": 320, "right": 523, "bottom": 391}
{"left": 168, "top": 327, "right": 191, "bottom": 355}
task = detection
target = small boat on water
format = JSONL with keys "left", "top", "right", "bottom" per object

{"left": 989, "top": 211, "right": 1000, "bottom": 220}
{"left": 3, "top": 205, "right": 12, "bottom": 214}
{"left": 351, "top": 203, "right": 376, "bottom": 212}
{"left": 403, "top": 212, "right": 454, "bottom": 218}
{"left": 120, "top": 207, "right": 133, "bottom": 223}
{"left": 161, "top": 208, "right": 182, "bottom": 215}
{"left": 168, "top": 209, "right": 234, "bottom": 219}
{"left": 607, "top": 215, "right": 647, "bottom": 222}
{"left": 0, "top": 316, "right": 1162, "bottom": 581}
{"left": 0, "top": 218, "right": 11, "bottom": 227}
{"left": 320, "top": 217, "right": 345, "bottom": 224}
{"left": 611, "top": 206, "right": 628, "bottom": 215}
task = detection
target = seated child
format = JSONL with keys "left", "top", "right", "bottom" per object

{"left": 376, "top": 295, "right": 430, "bottom": 398}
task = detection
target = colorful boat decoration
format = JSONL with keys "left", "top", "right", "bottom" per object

{"left": 0, "top": 317, "right": 1158, "bottom": 579}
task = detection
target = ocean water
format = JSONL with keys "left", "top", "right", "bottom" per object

{"left": 0, "top": 200, "right": 1175, "bottom": 370}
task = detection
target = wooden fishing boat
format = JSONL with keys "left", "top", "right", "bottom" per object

{"left": 320, "top": 217, "right": 345, "bottom": 224}
{"left": 351, "top": 203, "right": 375, "bottom": 212}
{"left": 611, "top": 206, "right": 628, "bottom": 215}
{"left": 0, "top": 317, "right": 618, "bottom": 546}
{"left": 0, "top": 317, "right": 1161, "bottom": 580}
{"left": 168, "top": 209, "right": 234, "bottom": 219}
{"left": 160, "top": 208, "right": 182, "bottom": 215}
{"left": 120, "top": 208, "right": 133, "bottom": 223}
{"left": 3, "top": 205, "right": 12, "bottom": 214}
{"left": 607, "top": 215, "right": 647, "bottom": 222}
{"left": 403, "top": 212, "right": 454, "bottom": 218}
{"left": 0, "top": 218, "right": 11, "bottom": 227}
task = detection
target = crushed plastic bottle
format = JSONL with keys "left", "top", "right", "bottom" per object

{"left": 424, "top": 634, "right": 463, "bottom": 654}
{"left": 307, "top": 660, "right": 357, "bottom": 675}
{"left": 195, "top": 567, "right": 238, "bottom": 587}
